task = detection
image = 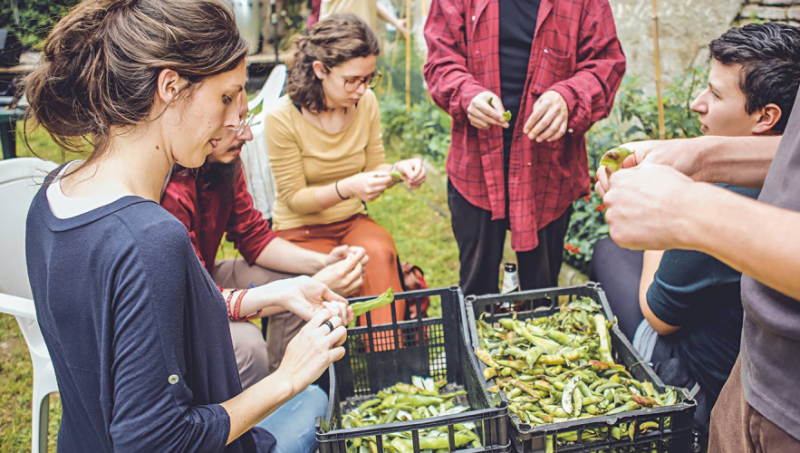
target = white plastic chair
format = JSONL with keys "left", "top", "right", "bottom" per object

{"left": 247, "top": 63, "right": 287, "bottom": 113}
{"left": 0, "top": 157, "right": 59, "bottom": 453}
{"left": 241, "top": 64, "right": 287, "bottom": 220}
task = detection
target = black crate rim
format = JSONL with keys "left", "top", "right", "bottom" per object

{"left": 462, "top": 283, "right": 697, "bottom": 451}
{"left": 317, "top": 286, "right": 511, "bottom": 453}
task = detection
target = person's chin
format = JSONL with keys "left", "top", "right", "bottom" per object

{"left": 221, "top": 154, "right": 239, "bottom": 165}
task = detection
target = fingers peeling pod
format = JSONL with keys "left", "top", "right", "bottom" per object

{"left": 599, "top": 146, "right": 633, "bottom": 174}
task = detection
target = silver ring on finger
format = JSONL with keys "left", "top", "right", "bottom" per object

{"left": 323, "top": 320, "right": 335, "bottom": 333}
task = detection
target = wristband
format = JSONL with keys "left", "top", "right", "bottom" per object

{"left": 225, "top": 290, "right": 238, "bottom": 321}
{"left": 335, "top": 180, "right": 348, "bottom": 200}
{"left": 234, "top": 289, "right": 247, "bottom": 321}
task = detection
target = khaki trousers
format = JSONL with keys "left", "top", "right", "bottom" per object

{"left": 708, "top": 355, "right": 800, "bottom": 453}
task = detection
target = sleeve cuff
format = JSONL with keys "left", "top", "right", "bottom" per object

{"left": 646, "top": 283, "right": 684, "bottom": 327}
{"left": 549, "top": 83, "right": 582, "bottom": 136}
{"left": 457, "top": 81, "right": 487, "bottom": 121}
{"left": 246, "top": 230, "right": 278, "bottom": 266}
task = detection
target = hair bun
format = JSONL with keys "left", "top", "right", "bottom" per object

{"left": 102, "top": 0, "right": 139, "bottom": 9}
{"left": 23, "top": 0, "right": 250, "bottom": 160}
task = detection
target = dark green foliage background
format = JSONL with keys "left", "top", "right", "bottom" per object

{"left": 1, "top": 1, "right": 80, "bottom": 49}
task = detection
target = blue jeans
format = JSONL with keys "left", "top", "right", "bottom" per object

{"left": 256, "top": 385, "right": 328, "bottom": 453}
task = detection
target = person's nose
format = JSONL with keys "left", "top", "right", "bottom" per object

{"left": 238, "top": 124, "right": 254, "bottom": 142}
{"left": 690, "top": 90, "right": 708, "bottom": 114}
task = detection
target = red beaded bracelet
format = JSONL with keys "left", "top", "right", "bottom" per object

{"left": 225, "top": 290, "right": 238, "bottom": 321}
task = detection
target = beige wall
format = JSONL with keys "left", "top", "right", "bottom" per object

{"left": 609, "top": 0, "right": 742, "bottom": 86}
{"left": 610, "top": 0, "right": 800, "bottom": 88}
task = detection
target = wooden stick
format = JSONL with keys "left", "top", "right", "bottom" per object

{"left": 405, "top": 0, "right": 412, "bottom": 114}
{"left": 386, "top": 2, "right": 405, "bottom": 98}
{"left": 652, "top": 0, "right": 666, "bottom": 140}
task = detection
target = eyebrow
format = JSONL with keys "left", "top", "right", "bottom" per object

{"left": 341, "top": 71, "right": 376, "bottom": 78}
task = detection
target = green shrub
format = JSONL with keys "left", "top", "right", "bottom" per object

{"left": 1, "top": 1, "right": 79, "bottom": 49}
{"left": 380, "top": 94, "right": 452, "bottom": 166}
{"left": 563, "top": 68, "right": 706, "bottom": 273}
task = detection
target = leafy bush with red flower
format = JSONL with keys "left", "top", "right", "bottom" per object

{"left": 563, "top": 69, "right": 705, "bottom": 273}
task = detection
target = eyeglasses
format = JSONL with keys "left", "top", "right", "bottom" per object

{"left": 233, "top": 113, "right": 254, "bottom": 137}
{"left": 328, "top": 68, "right": 383, "bottom": 92}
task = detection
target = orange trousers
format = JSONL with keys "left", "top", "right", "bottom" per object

{"left": 276, "top": 214, "right": 405, "bottom": 325}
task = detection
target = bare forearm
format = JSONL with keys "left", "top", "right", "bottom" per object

{"left": 683, "top": 183, "right": 800, "bottom": 301}
{"left": 377, "top": 4, "right": 398, "bottom": 27}
{"left": 314, "top": 181, "right": 350, "bottom": 210}
{"left": 223, "top": 285, "right": 288, "bottom": 319}
{"left": 221, "top": 370, "right": 296, "bottom": 445}
{"left": 256, "top": 238, "right": 327, "bottom": 275}
{"left": 638, "top": 250, "right": 663, "bottom": 308}
{"left": 700, "top": 135, "right": 781, "bottom": 188}
{"left": 638, "top": 250, "right": 678, "bottom": 335}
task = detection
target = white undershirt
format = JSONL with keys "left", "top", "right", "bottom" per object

{"left": 46, "top": 161, "right": 127, "bottom": 219}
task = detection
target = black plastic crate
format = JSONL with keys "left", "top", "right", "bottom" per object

{"left": 462, "top": 284, "right": 697, "bottom": 453}
{"left": 316, "top": 287, "right": 511, "bottom": 453}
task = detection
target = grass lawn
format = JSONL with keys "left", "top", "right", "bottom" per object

{"left": 1, "top": 122, "right": 585, "bottom": 451}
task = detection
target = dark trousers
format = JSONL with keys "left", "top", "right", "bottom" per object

{"left": 447, "top": 180, "right": 572, "bottom": 296}
{"left": 588, "top": 237, "right": 644, "bottom": 340}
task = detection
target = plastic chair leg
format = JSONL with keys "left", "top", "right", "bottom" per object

{"left": 31, "top": 388, "right": 49, "bottom": 453}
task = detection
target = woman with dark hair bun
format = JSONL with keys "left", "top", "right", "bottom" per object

{"left": 265, "top": 14, "right": 425, "bottom": 331}
{"left": 23, "top": 1, "right": 351, "bottom": 452}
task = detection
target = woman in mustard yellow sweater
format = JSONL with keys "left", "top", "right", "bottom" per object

{"left": 264, "top": 14, "right": 425, "bottom": 325}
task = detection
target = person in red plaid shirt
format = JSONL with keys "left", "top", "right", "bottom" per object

{"left": 423, "top": 0, "right": 625, "bottom": 295}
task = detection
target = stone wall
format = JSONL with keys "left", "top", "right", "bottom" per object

{"left": 739, "top": 0, "right": 800, "bottom": 25}
{"left": 610, "top": 0, "right": 799, "bottom": 88}
{"left": 609, "top": 0, "right": 741, "bottom": 86}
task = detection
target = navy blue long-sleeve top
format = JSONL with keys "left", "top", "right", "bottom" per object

{"left": 25, "top": 180, "right": 275, "bottom": 452}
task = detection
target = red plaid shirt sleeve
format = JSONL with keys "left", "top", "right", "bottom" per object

{"left": 225, "top": 169, "right": 277, "bottom": 266}
{"left": 423, "top": 0, "right": 487, "bottom": 123}
{"left": 548, "top": 0, "right": 626, "bottom": 136}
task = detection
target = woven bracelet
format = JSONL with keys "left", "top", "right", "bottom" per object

{"left": 335, "top": 180, "right": 348, "bottom": 200}
{"left": 225, "top": 290, "right": 238, "bottom": 321}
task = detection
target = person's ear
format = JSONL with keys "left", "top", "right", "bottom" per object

{"left": 752, "top": 103, "right": 782, "bottom": 135}
{"left": 312, "top": 61, "right": 328, "bottom": 80}
{"left": 155, "top": 69, "right": 184, "bottom": 107}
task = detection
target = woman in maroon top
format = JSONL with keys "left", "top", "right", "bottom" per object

{"left": 162, "top": 95, "right": 367, "bottom": 386}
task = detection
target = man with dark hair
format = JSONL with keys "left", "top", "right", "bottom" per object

{"left": 704, "top": 22, "right": 800, "bottom": 136}
{"left": 595, "top": 23, "right": 800, "bottom": 453}
{"left": 590, "top": 22, "right": 800, "bottom": 443}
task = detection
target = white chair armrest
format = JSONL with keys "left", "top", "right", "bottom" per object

{"left": 0, "top": 293, "right": 37, "bottom": 320}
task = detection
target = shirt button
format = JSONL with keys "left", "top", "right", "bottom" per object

{"left": 168, "top": 374, "right": 180, "bottom": 385}
{"left": 472, "top": 15, "right": 476, "bottom": 21}
{"left": 527, "top": 162, "right": 532, "bottom": 167}
{"left": 543, "top": 48, "right": 549, "bottom": 54}
{"left": 568, "top": 128, "right": 574, "bottom": 134}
